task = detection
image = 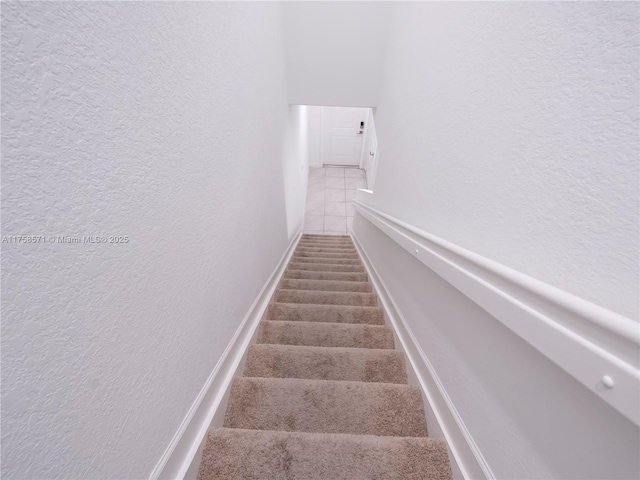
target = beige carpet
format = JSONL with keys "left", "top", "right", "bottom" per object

{"left": 198, "top": 234, "right": 452, "bottom": 479}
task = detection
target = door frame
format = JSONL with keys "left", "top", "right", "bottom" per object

{"left": 358, "top": 109, "right": 373, "bottom": 170}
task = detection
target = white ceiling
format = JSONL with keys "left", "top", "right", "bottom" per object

{"left": 283, "top": 2, "right": 395, "bottom": 107}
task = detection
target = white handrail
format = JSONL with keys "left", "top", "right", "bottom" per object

{"left": 353, "top": 198, "right": 639, "bottom": 347}
{"left": 352, "top": 195, "right": 640, "bottom": 425}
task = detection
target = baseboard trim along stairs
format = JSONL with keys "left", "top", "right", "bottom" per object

{"left": 195, "top": 234, "right": 454, "bottom": 479}
{"left": 150, "top": 231, "right": 303, "bottom": 480}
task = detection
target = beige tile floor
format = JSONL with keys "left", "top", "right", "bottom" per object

{"left": 303, "top": 166, "right": 367, "bottom": 235}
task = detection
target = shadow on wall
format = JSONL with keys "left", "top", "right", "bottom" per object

{"left": 281, "top": 105, "right": 310, "bottom": 238}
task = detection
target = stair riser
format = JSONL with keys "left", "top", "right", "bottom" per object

{"left": 257, "top": 321, "right": 395, "bottom": 349}
{"left": 224, "top": 377, "right": 428, "bottom": 437}
{"left": 268, "top": 303, "right": 385, "bottom": 325}
{"left": 279, "top": 278, "right": 372, "bottom": 293}
{"left": 284, "top": 270, "right": 368, "bottom": 282}
{"left": 245, "top": 345, "right": 407, "bottom": 384}
{"left": 276, "top": 289, "right": 377, "bottom": 307}
{"left": 292, "top": 256, "right": 362, "bottom": 265}
{"left": 288, "top": 263, "right": 365, "bottom": 273}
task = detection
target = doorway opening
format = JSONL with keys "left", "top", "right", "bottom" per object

{"left": 301, "top": 105, "right": 379, "bottom": 235}
{"left": 307, "top": 105, "right": 378, "bottom": 188}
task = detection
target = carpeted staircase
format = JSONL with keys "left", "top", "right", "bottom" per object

{"left": 197, "top": 234, "right": 452, "bottom": 479}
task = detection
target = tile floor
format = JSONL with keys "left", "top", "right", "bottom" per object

{"left": 303, "top": 166, "right": 367, "bottom": 235}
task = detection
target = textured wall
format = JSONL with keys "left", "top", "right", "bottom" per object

{"left": 1, "top": 2, "right": 301, "bottom": 478}
{"left": 371, "top": 2, "right": 639, "bottom": 319}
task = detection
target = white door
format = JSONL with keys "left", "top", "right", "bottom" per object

{"left": 321, "top": 107, "right": 369, "bottom": 166}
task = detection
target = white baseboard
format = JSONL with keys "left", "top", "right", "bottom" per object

{"left": 149, "top": 230, "right": 302, "bottom": 480}
{"left": 351, "top": 232, "right": 495, "bottom": 480}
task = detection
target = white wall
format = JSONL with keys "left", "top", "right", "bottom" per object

{"left": 371, "top": 2, "right": 639, "bottom": 319}
{"left": 283, "top": 2, "right": 394, "bottom": 107}
{"left": 353, "top": 216, "right": 640, "bottom": 480}
{"left": 282, "top": 105, "right": 311, "bottom": 236}
{"left": 353, "top": 2, "right": 640, "bottom": 479}
{"left": 307, "top": 106, "right": 322, "bottom": 167}
{"left": 1, "top": 2, "right": 305, "bottom": 479}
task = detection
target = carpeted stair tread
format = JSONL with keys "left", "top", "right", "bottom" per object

{"left": 300, "top": 237, "right": 353, "bottom": 243}
{"left": 285, "top": 269, "right": 368, "bottom": 282}
{"left": 224, "top": 377, "right": 428, "bottom": 437}
{"left": 198, "top": 428, "right": 452, "bottom": 480}
{"left": 296, "top": 243, "right": 357, "bottom": 254}
{"left": 292, "top": 256, "right": 362, "bottom": 265}
{"left": 294, "top": 250, "right": 359, "bottom": 259}
{"left": 245, "top": 344, "right": 407, "bottom": 383}
{"left": 300, "top": 236, "right": 353, "bottom": 241}
{"left": 280, "top": 278, "right": 372, "bottom": 292}
{"left": 296, "top": 245, "right": 355, "bottom": 250}
{"left": 295, "top": 249, "right": 358, "bottom": 257}
{"left": 298, "top": 240, "right": 355, "bottom": 246}
{"left": 275, "top": 289, "right": 377, "bottom": 306}
{"left": 303, "top": 233, "right": 350, "bottom": 237}
{"left": 288, "top": 262, "right": 365, "bottom": 272}
{"left": 268, "top": 302, "right": 385, "bottom": 324}
{"left": 257, "top": 320, "right": 395, "bottom": 349}
{"left": 303, "top": 234, "right": 351, "bottom": 239}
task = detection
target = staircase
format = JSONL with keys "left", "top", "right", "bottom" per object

{"left": 197, "top": 234, "right": 452, "bottom": 479}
